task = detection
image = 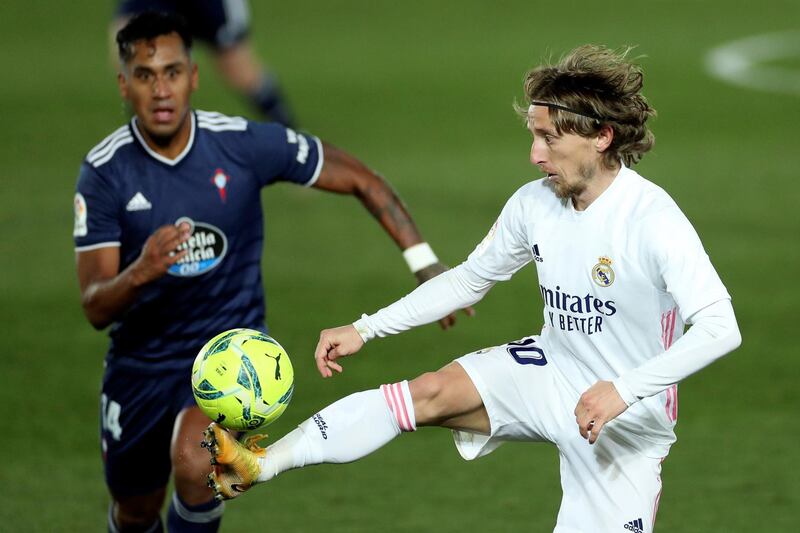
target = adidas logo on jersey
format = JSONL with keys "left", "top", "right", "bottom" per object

{"left": 126, "top": 192, "right": 152, "bottom": 211}
{"left": 623, "top": 518, "right": 644, "bottom": 533}
{"left": 532, "top": 243, "right": 543, "bottom": 262}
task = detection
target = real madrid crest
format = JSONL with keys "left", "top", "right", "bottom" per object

{"left": 591, "top": 256, "right": 615, "bottom": 287}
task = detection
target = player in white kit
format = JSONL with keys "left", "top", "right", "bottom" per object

{"left": 203, "top": 45, "right": 741, "bottom": 532}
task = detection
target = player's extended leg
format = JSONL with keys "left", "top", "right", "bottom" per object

{"left": 213, "top": 42, "right": 296, "bottom": 127}
{"left": 167, "top": 406, "right": 224, "bottom": 532}
{"left": 204, "top": 361, "right": 486, "bottom": 500}
{"left": 409, "top": 361, "right": 490, "bottom": 433}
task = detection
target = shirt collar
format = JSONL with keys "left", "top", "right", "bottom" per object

{"left": 130, "top": 111, "right": 196, "bottom": 166}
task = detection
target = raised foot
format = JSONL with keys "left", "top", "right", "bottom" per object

{"left": 201, "top": 423, "right": 267, "bottom": 501}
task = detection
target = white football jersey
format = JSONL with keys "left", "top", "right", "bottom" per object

{"left": 466, "top": 166, "right": 730, "bottom": 443}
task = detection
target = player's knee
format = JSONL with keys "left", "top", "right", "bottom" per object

{"left": 215, "top": 45, "right": 262, "bottom": 91}
{"left": 114, "top": 493, "right": 163, "bottom": 530}
{"left": 171, "top": 440, "right": 214, "bottom": 504}
{"left": 409, "top": 371, "right": 450, "bottom": 424}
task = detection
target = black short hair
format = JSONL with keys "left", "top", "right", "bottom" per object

{"left": 116, "top": 11, "right": 192, "bottom": 63}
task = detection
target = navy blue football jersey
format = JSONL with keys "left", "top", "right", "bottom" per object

{"left": 74, "top": 110, "right": 322, "bottom": 371}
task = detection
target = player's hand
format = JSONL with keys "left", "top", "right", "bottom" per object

{"left": 314, "top": 325, "right": 365, "bottom": 378}
{"left": 414, "top": 262, "right": 475, "bottom": 330}
{"left": 574, "top": 380, "right": 628, "bottom": 444}
{"left": 131, "top": 222, "right": 191, "bottom": 284}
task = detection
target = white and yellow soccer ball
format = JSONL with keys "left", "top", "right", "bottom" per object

{"left": 191, "top": 328, "right": 294, "bottom": 431}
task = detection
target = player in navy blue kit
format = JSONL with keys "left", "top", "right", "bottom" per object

{"left": 112, "top": 0, "right": 296, "bottom": 126}
{"left": 75, "top": 12, "right": 467, "bottom": 533}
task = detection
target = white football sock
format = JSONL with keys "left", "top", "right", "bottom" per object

{"left": 257, "top": 383, "right": 416, "bottom": 482}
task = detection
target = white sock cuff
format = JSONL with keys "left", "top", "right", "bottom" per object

{"left": 381, "top": 381, "right": 416, "bottom": 432}
{"left": 108, "top": 504, "right": 120, "bottom": 533}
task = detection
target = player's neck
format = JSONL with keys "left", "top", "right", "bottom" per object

{"left": 571, "top": 163, "right": 621, "bottom": 211}
{"left": 136, "top": 114, "right": 193, "bottom": 160}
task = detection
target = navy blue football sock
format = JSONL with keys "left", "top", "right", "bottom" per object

{"left": 166, "top": 492, "right": 224, "bottom": 533}
{"left": 251, "top": 74, "right": 296, "bottom": 127}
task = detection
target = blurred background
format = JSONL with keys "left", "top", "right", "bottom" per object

{"left": 2, "top": 0, "right": 798, "bottom": 530}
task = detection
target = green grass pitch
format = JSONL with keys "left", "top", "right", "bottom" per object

{"left": 1, "top": 1, "right": 799, "bottom": 530}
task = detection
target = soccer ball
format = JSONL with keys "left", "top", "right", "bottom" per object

{"left": 191, "top": 328, "right": 294, "bottom": 431}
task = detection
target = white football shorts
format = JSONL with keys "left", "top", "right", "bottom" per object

{"left": 454, "top": 336, "right": 671, "bottom": 533}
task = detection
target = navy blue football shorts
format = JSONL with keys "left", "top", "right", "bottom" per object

{"left": 116, "top": 0, "right": 251, "bottom": 49}
{"left": 99, "top": 362, "right": 196, "bottom": 498}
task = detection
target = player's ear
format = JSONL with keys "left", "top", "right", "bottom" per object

{"left": 190, "top": 62, "right": 199, "bottom": 92}
{"left": 117, "top": 71, "right": 129, "bottom": 100}
{"left": 595, "top": 124, "right": 614, "bottom": 153}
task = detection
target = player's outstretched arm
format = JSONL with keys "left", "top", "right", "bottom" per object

{"left": 312, "top": 142, "right": 473, "bottom": 329}
{"left": 413, "top": 263, "right": 476, "bottom": 328}
{"left": 76, "top": 222, "right": 190, "bottom": 329}
{"left": 314, "top": 325, "right": 365, "bottom": 378}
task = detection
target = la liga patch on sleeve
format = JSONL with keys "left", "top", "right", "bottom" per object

{"left": 74, "top": 192, "right": 88, "bottom": 237}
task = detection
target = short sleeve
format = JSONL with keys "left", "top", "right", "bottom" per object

{"left": 465, "top": 188, "right": 532, "bottom": 281}
{"left": 245, "top": 122, "right": 323, "bottom": 187}
{"left": 646, "top": 207, "right": 731, "bottom": 321}
{"left": 74, "top": 163, "right": 121, "bottom": 251}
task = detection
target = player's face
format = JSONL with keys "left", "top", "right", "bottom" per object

{"left": 527, "top": 106, "right": 601, "bottom": 199}
{"left": 118, "top": 33, "right": 197, "bottom": 144}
